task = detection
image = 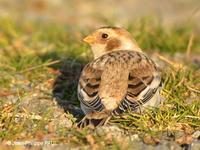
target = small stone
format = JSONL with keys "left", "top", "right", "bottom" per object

{"left": 192, "top": 131, "right": 200, "bottom": 140}
{"left": 129, "top": 134, "right": 140, "bottom": 141}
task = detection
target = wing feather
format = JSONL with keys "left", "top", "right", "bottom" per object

{"left": 78, "top": 50, "right": 162, "bottom": 116}
{"left": 112, "top": 51, "right": 162, "bottom": 115}
{"left": 78, "top": 63, "right": 104, "bottom": 112}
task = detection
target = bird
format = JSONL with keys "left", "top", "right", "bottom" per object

{"left": 77, "top": 27, "right": 162, "bottom": 128}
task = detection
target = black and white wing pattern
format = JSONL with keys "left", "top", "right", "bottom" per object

{"left": 112, "top": 51, "right": 162, "bottom": 115}
{"left": 77, "top": 50, "right": 162, "bottom": 127}
{"left": 78, "top": 63, "right": 104, "bottom": 113}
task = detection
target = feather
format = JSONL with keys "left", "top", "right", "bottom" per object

{"left": 78, "top": 50, "right": 162, "bottom": 127}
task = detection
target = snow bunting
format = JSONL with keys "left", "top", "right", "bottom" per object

{"left": 78, "top": 27, "right": 162, "bottom": 128}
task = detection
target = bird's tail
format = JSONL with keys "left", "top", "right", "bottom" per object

{"left": 77, "top": 111, "right": 111, "bottom": 128}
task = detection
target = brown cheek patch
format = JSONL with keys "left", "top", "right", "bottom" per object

{"left": 105, "top": 38, "right": 121, "bottom": 51}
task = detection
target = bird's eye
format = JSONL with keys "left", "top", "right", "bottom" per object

{"left": 101, "top": 33, "right": 108, "bottom": 39}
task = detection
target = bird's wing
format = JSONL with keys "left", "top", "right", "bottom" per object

{"left": 112, "top": 52, "right": 162, "bottom": 115}
{"left": 78, "top": 63, "right": 104, "bottom": 112}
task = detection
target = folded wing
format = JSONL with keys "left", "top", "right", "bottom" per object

{"left": 78, "top": 63, "right": 104, "bottom": 113}
{"left": 112, "top": 52, "right": 162, "bottom": 115}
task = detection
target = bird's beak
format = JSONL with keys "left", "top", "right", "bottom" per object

{"left": 83, "top": 35, "right": 95, "bottom": 44}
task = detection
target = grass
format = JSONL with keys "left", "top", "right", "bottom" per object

{"left": 0, "top": 17, "right": 200, "bottom": 148}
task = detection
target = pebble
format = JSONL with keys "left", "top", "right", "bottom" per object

{"left": 192, "top": 131, "right": 200, "bottom": 139}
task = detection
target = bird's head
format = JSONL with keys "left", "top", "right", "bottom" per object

{"left": 83, "top": 27, "right": 142, "bottom": 58}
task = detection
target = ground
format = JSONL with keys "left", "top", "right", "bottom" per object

{"left": 0, "top": 0, "right": 200, "bottom": 149}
